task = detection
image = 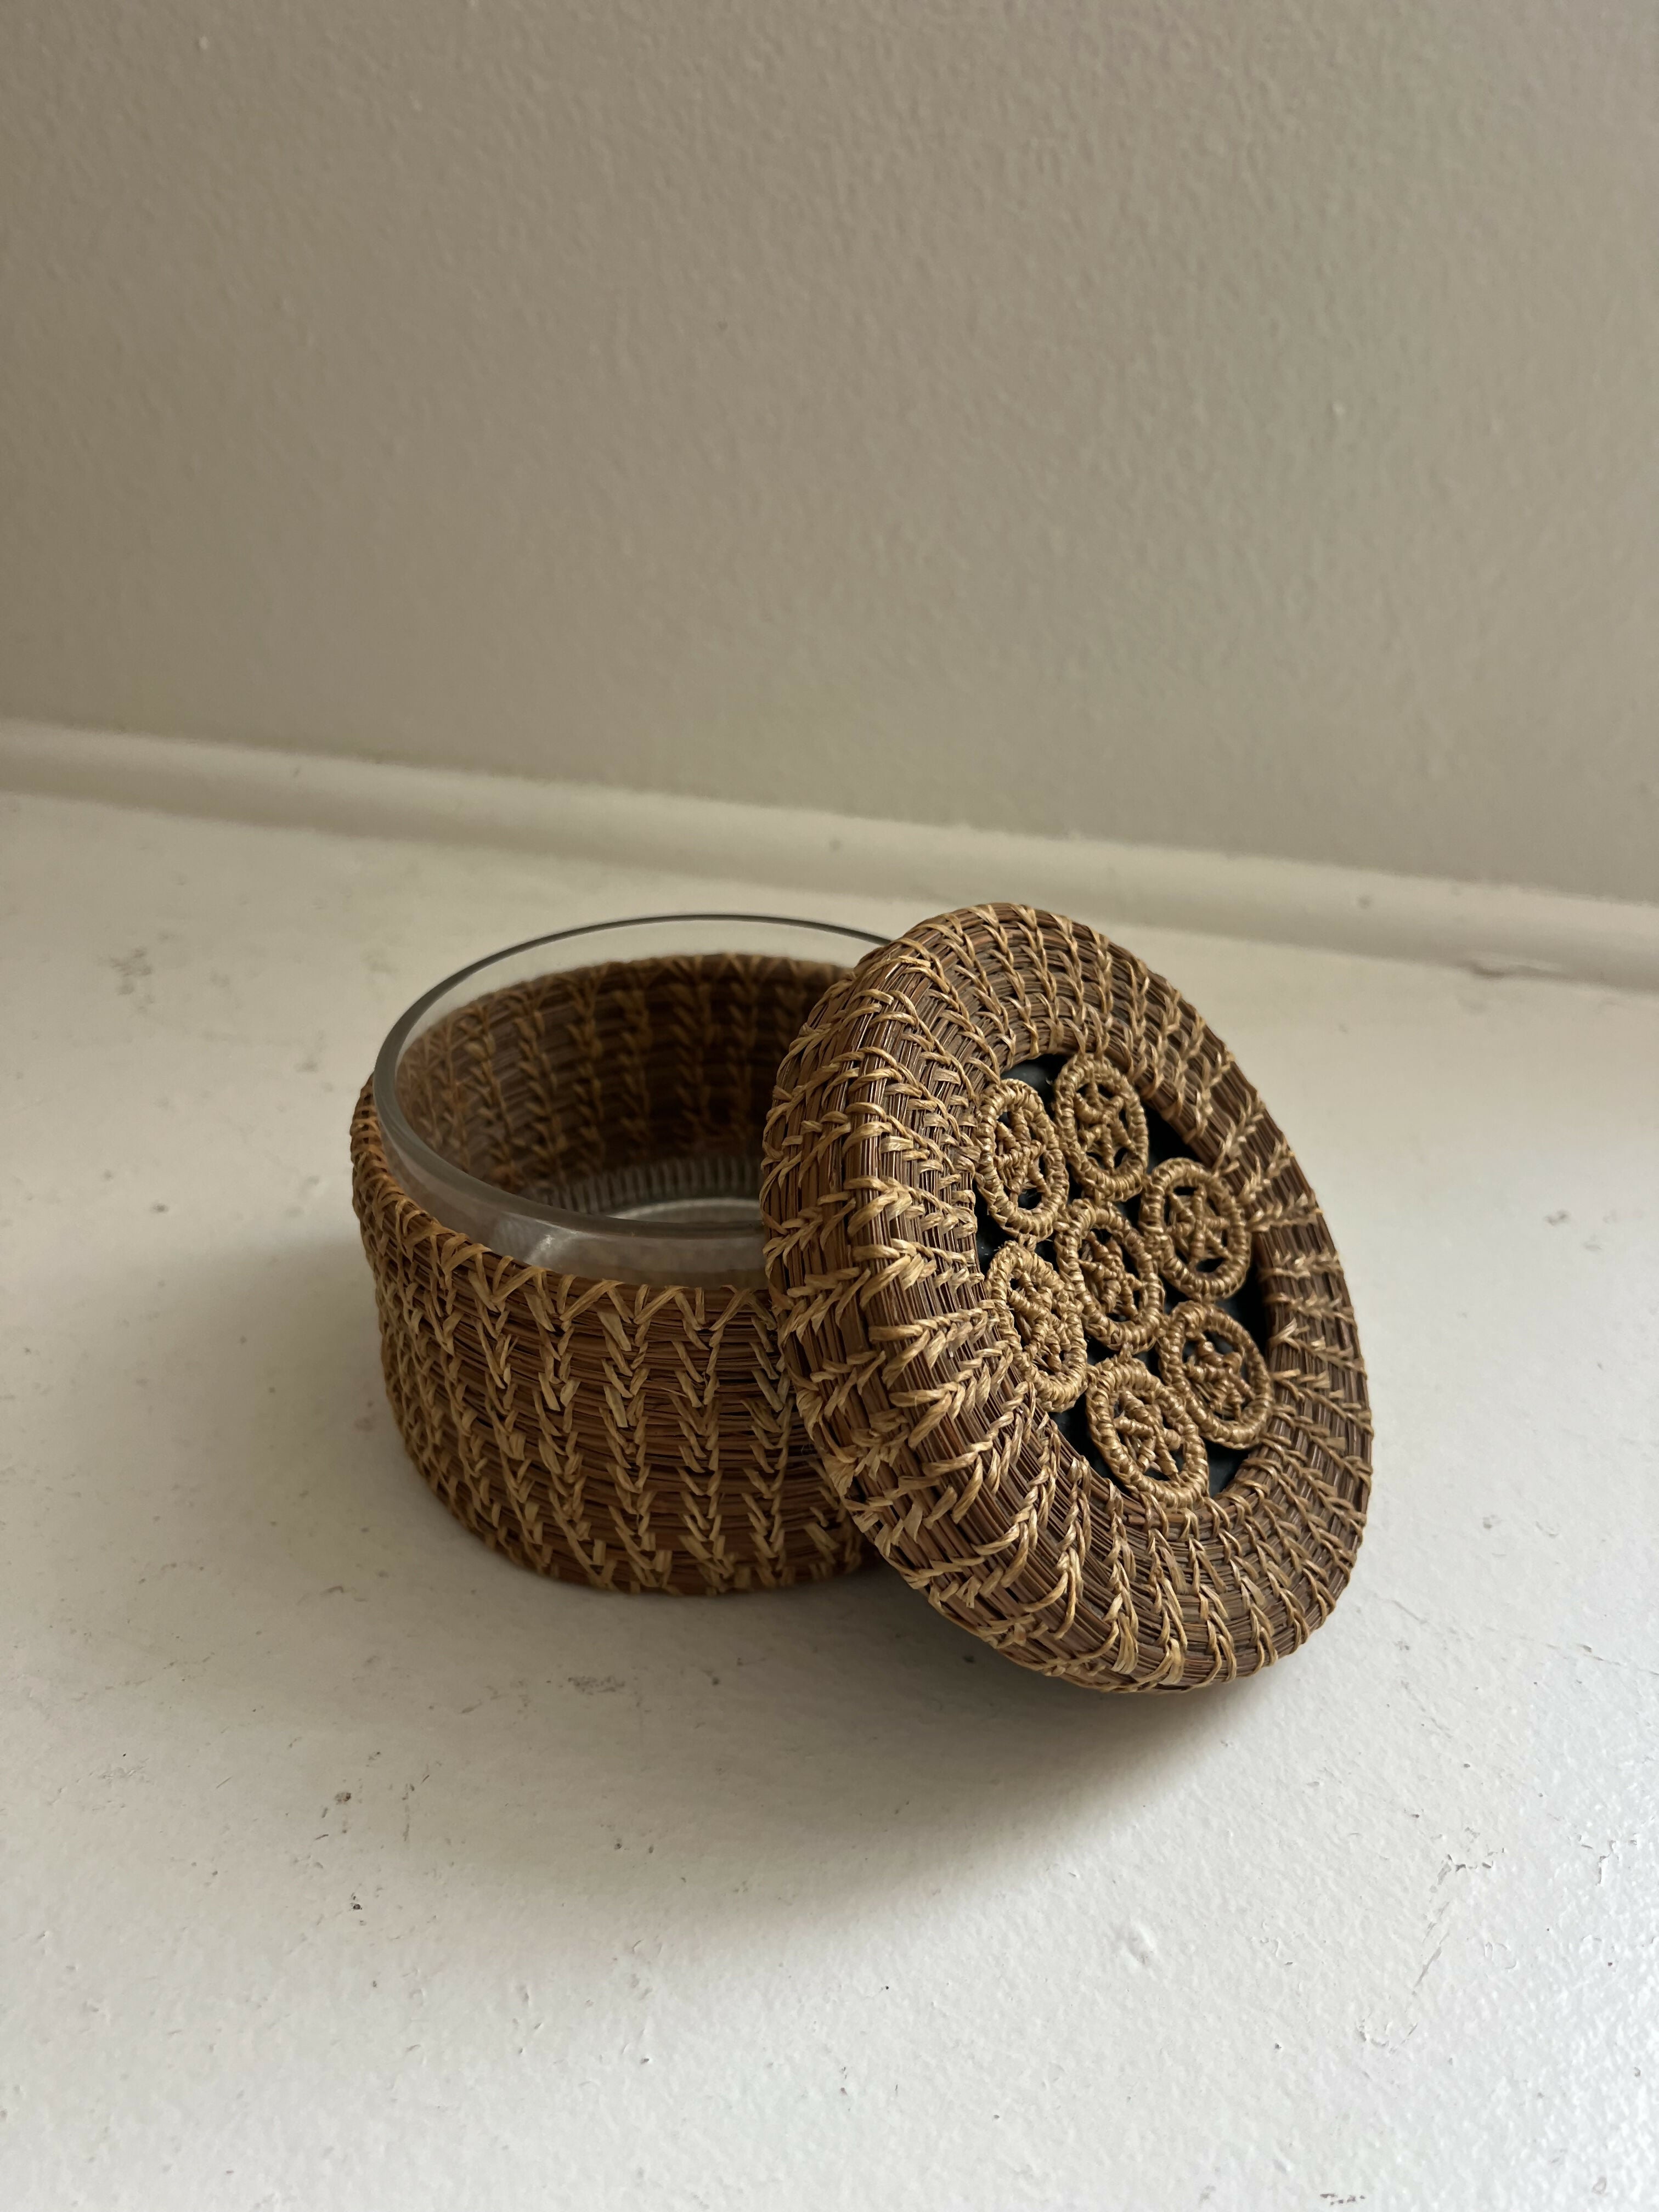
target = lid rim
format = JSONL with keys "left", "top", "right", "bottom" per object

{"left": 759, "top": 902, "right": 1371, "bottom": 1694}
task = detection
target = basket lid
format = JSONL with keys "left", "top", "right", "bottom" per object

{"left": 760, "top": 903, "right": 1371, "bottom": 1691}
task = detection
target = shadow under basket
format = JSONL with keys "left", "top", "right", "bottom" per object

{"left": 349, "top": 950, "right": 866, "bottom": 1595}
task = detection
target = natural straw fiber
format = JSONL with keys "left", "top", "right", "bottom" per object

{"left": 351, "top": 952, "right": 864, "bottom": 1594}
{"left": 760, "top": 904, "right": 1372, "bottom": 1690}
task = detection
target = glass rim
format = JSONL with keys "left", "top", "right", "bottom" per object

{"left": 371, "top": 911, "right": 890, "bottom": 1245}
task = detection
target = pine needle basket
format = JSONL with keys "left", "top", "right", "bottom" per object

{"left": 351, "top": 921, "right": 877, "bottom": 1594}
{"left": 761, "top": 904, "right": 1373, "bottom": 1691}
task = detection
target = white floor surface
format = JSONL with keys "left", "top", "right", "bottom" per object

{"left": 2, "top": 785, "right": 1655, "bottom": 2210}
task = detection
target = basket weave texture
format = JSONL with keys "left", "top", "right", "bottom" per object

{"left": 761, "top": 905, "right": 1373, "bottom": 1690}
{"left": 351, "top": 953, "right": 865, "bottom": 1594}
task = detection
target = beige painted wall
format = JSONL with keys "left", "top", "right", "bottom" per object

{"left": 3, "top": 1, "right": 1657, "bottom": 901}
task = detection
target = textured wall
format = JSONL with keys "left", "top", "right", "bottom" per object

{"left": 3, "top": 1, "right": 1657, "bottom": 899}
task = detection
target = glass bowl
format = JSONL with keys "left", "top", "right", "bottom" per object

{"left": 373, "top": 912, "right": 886, "bottom": 1285}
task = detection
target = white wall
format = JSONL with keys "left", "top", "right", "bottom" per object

{"left": 3, "top": 0, "right": 1657, "bottom": 901}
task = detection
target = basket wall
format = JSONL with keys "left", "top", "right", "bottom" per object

{"left": 350, "top": 953, "right": 866, "bottom": 1595}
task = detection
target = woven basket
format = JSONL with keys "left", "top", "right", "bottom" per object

{"left": 351, "top": 951, "right": 865, "bottom": 1594}
{"left": 352, "top": 906, "right": 1372, "bottom": 1686}
{"left": 762, "top": 905, "right": 1373, "bottom": 1691}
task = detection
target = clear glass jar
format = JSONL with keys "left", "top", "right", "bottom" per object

{"left": 373, "top": 912, "right": 885, "bottom": 1285}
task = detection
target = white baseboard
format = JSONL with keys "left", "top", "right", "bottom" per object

{"left": 3, "top": 719, "right": 1656, "bottom": 991}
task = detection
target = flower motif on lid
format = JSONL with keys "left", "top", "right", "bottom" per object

{"left": 1084, "top": 1358, "right": 1207, "bottom": 1507}
{"left": 1160, "top": 1302, "right": 1271, "bottom": 1449}
{"left": 1138, "top": 1159, "right": 1251, "bottom": 1301}
{"left": 985, "top": 1243, "right": 1088, "bottom": 1412}
{"left": 1053, "top": 1053, "right": 1148, "bottom": 1203}
{"left": 1054, "top": 1200, "right": 1163, "bottom": 1355}
{"left": 973, "top": 1079, "right": 1069, "bottom": 1240}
